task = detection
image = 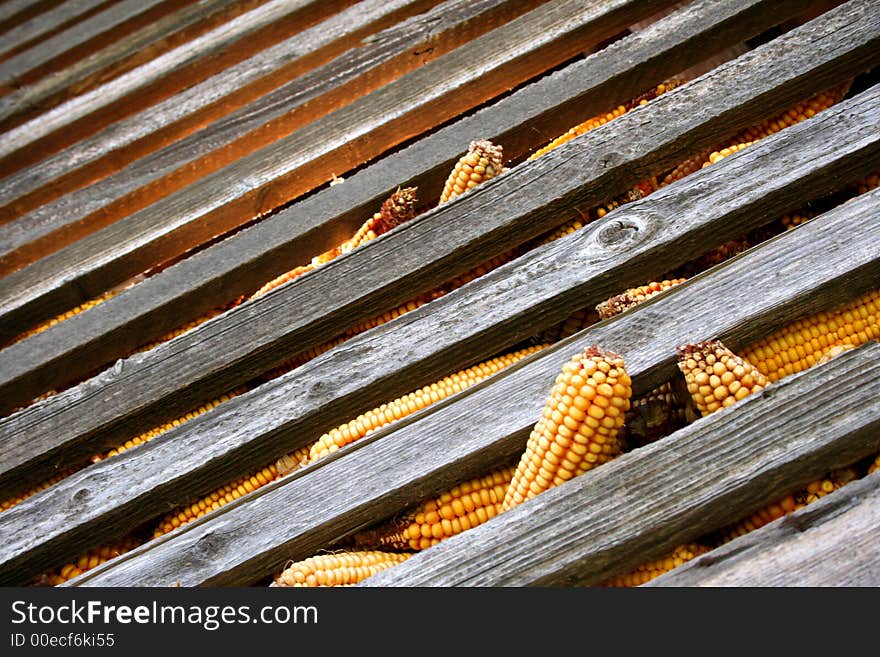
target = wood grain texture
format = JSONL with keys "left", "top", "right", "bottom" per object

{"left": 0, "top": 0, "right": 870, "bottom": 412}
{"left": 0, "top": 0, "right": 268, "bottom": 131}
{"left": 0, "top": 0, "right": 356, "bottom": 171}
{"left": 0, "top": 0, "right": 179, "bottom": 88}
{"left": 0, "top": 0, "right": 810, "bottom": 401}
{"left": 0, "top": 76, "right": 876, "bottom": 497}
{"left": 360, "top": 343, "right": 880, "bottom": 587}
{"left": 0, "top": 0, "right": 66, "bottom": 31}
{"left": 647, "top": 471, "right": 880, "bottom": 587}
{"left": 3, "top": 181, "right": 877, "bottom": 586}
{"left": 0, "top": 0, "right": 532, "bottom": 271}
{"left": 0, "top": 0, "right": 110, "bottom": 60}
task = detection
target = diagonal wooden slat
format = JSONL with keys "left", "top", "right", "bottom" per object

{"left": 2, "top": 134, "right": 877, "bottom": 586}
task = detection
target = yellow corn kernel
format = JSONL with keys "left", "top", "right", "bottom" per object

{"left": 9, "top": 289, "right": 118, "bottom": 347}
{"left": 600, "top": 544, "right": 710, "bottom": 587}
{"left": 250, "top": 264, "right": 315, "bottom": 301}
{"left": 659, "top": 150, "right": 712, "bottom": 187}
{"left": 439, "top": 139, "right": 504, "bottom": 204}
{"left": 43, "top": 536, "right": 144, "bottom": 586}
{"left": 596, "top": 279, "right": 686, "bottom": 320}
{"left": 351, "top": 465, "right": 517, "bottom": 551}
{"left": 740, "top": 288, "right": 880, "bottom": 383}
{"left": 307, "top": 344, "right": 547, "bottom": 464}
{"left": 501, "top": 345, "right": 632, "bottom": 511}
{"left": 0, "top": 466, "right": 82, "bottom": 513}
{"left": 719, "top": 468, "right": 859, "bottom": 543}
{"left": 153, "top": 464, "right": 280, "bottom": 538}
{"left": 271, "top": 551, "right": 412, "bottom": 587}
{"left": 339, "top": 187, "right": 418, "bottom": 253}
{"left": 856, "top": 172, "right": 879, "bottom": 195}
{"left": 781, "top": 212, "right": 815, "bottom": 230}
{"left": 275, "top": 445, "right": 314, "bottom": 477}
{"left": 676, "top": 339, "right": 768, "bottom": 417}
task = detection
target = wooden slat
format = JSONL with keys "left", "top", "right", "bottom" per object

{"left": 0, "top": 0, "right": 357, "bottom": 171}
{"left": 2, "top": 144, "right": 877, "bottom": 586}
{"left": 0, "top": 0, "right": 186, "bottom": 89}
{"left": 0, "top": 0, "right": 110, "bottom": 61}
{"left": 0, "top": 0, "right": 66, "bottom": 30}
{"left": 0, "top": 0, "right": 538, "bottom": 272}
{"left": 0, "top": 0, "right": 270, "bottom": 131}
{"left": 360, "top": 343, "right": 880, "bottom": 587}
{"left": 646, "top": 471, "right": 880, "bottom": 587}
{"left": 0, "top": 2, "right": 875, "bottom": 426}
{"left": 0, "top": 0, "right": 683, "bottom": 346}
{"left": 0, "top": 0, "right": 804, "bottom": 378}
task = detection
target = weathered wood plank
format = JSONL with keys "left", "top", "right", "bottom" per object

{"left": 0, "top": 0, "right": 808, "bottom": 386}
{"left": 3, "top": 161, "right": 877, "bottom": 586}
{"left": 0, "top": 0, "right": 182, "bottom": 88}
{"left": 0, "top": 0, "right": 65, "bottom": 31}
{"left": 647, "top": 471, "right": 880, "bottom": 587}
{"left": 360, "top": 343, "right": 880, "bottom": 587}
{"left": 0, "top": 0, "right": 677, "bottom": 339}
{"left": 0, "top": 0, "right": 110, "bottom": 61}
{"left": 0, "top": 0, "right": 356, "bottom": 171}
{"left": 0, "top": 0, "right": 875, "bottom": 419}
{"left": 0, "top": 0, "right": 269, "bottom": 132}
{"left": 0, "top": 0, "right": 538, "bottom": 272}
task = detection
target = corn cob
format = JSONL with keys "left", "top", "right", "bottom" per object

{"left": 250, "top": 264, "right": 315, "bottom": 301}
{"left": 9, "top": 289, "right": 118, "bottom": 347}
{"left": 659, "top": 150, "right": 712, "bottom": 187}
{"left": 702, "top": 141, "right": 755, "bottom": 168}
{"left": 43, "top": 537, "right": 144, "bottom": 586}
{"left": 600, "top": 544, "right": 710, "bottom": 587}
{"left": 618, "top": 381, "right": 690, "bottom": 450}
{"left": 676, "top": 340, "right": 768, "bottom": 417}
{"left": 596, "top": 279, "right": 686, "bottom": 320}
{"left": 781, "top": 212, "right": 815, "bottom": 230}
{"left": 153, "top": 463, "right": 280, "bottom": 538}
{"left": 718, "top": 468, "right": 859, "bottom": 544}
{"left": 529, "top": 81, "right": 679, "bottom": 161}
{"left": 271, "top": 551, "right": 412, "bottom": 587}
{"left": 501, "top": 345, "right": 632, "bottom": 511}
{"left": 275, "top": 444, "right": 314, "bottom": 477}
{"left": 351, "top": 465, "right": 516, "bottom": 552}
{"left": 307, "top": 344, "right": 547, "bottom": 464}
{"left": 740, "top": 288, "right": 880, "bottom": 383}
{"left": 534, "top": 308, "right": 600, "bottom": 344}
{"left": 339, "top": 187, "right": 418, "bottom": 253}
{"left": 0, "top": 466, "right": 82, "bottom": 513}
{"left": 438, "top": 139, "right": 504, "bottom": 204}
{"left": 91, "top": 390, "right": 244, "bottom": 463}
{"left": 856, "top": 172, "right": 879, "bottom": 194}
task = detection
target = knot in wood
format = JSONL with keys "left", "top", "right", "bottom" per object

{"left": 595, "top": 217, "right": 639, "bottom": 248}
{"left": 73, "top": 488, "right": 90, "bottom": 504}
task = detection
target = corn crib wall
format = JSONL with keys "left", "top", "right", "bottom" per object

{"left": 0, "top": 0, "right": 878, "bottom": 587}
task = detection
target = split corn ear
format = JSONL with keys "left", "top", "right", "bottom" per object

{"left": 275, "top": 444, "right": 314, "bottom": 477}
{"left": 307, "top": 344, "right": 547, "bottom": 464}
{"left": 10, "top": 289, "right": 118, "bottom": 347}
{"left": 351, "top": 465, "right": 516, "bottom": 551}
{"left": 740, "top": 288, "right": 880, "bottom": 383}
{"left": 600, "top": 544, "right": 710, "bottom": 587}
{"left": 271, "top": 551, "right": 411, "bottom": 587}
{"left": 43, "top": 537, "right": 144, "bottom": 586}
{"left": 92, "top": 390, "right": 244, "bottom": 463}
{"left": 340, "top": 187, "right": 418, "bottom": 253}
{"left": 439, "top": 139, "right": 504, "bottom": 204}
{"left": 153, "top": 464, "right": 280, "bottom": 538}
{"left": 719, "top": 468, "right": 859, "bottom": 544}
{"left": 676, "top": 339, "right": 768, "bottom": 417}
{"left": 1, "top": 466, "right": 82, "bottom": 513}
{"left": 596, "top": 279, "right": 686, "bottom": 320}
{"left": 501, "top": 345, "right": 632, "bottom": 511}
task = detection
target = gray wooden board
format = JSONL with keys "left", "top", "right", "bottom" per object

{"left": 0, "top": 0, "right": 805, "bottom": 383}
{"left": 0, "top": 0, "right": 865, "bottom": 404}
{"left": 646, "top": 471, "right": 880, "bottom": 587}
{"left": 360, "top": 343, "right": 880, "bottom": 587}
{"left": 0, "top": 0, "right": 262, "bottom": 130}
{"left": 0, "top": 71, "right": 877, "bottom": 497}
{"left": 0, "top": 0, "right": 171, "bottom": 85}
{"left": 0, "top": 0, "right": 679, "bottom": 341}
{"left": 0, "top": 0, "right": 62, "bottom": 29}
{"left": 0, "top": 0, "right": 108, "bottom": 59}
{"left": 3, "top": 182, "right": 878, "bottom": 586}
{"left": 0, "top": 0, "right": 533, "bottom": 272}
{"left": 0, "top": 0, "right": 348, "bottom": 159}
